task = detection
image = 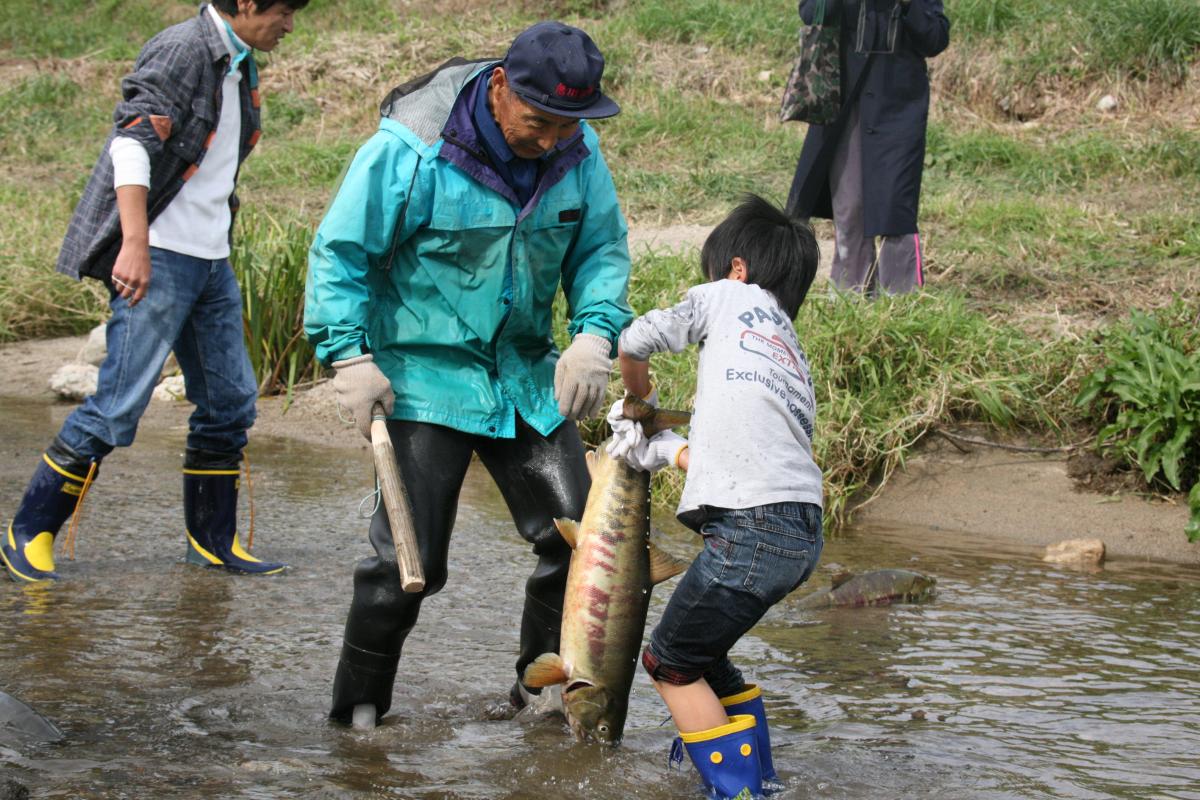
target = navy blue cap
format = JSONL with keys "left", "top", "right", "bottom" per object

{"left": 502, "top": 21, "right": 620, "bottom": 120}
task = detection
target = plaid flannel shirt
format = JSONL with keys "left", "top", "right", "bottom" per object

{"left": 56, "top": 4, "right": 262, "bottom": 283}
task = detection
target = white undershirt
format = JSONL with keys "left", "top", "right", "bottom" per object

{"left": 110, "top": 4, "right": 244, "bottom": 259}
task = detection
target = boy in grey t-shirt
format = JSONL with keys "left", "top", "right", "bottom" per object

{"left": 607, "top": 194, "right": 823, "bottom": 800}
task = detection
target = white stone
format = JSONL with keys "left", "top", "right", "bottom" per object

{"left": 153, "top": 374, "right": 187, "bottom": 402}
{"left": 161, "top": 351, "right": 179, "bottom": 379}
{"left": 1096, "top": 94, "right": 1118, "bottom": 112}
{"left": 1043, "top": 537, "right": 1105, "bottom": 565}
{"left": 77, "top": 323, "right": 107, "bottom": 366}
{"left": 757, "top": 70, "right": 772, "bottom": 82}
{"left": 49, "top": 363, "right": 98, "bottom": 400}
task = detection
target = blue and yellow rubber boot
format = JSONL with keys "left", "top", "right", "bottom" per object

{"left": 2, "top": 438, "right": 97, "bottom": 582}
{"left": 678, "top": 714, "right": 763, "bottom": 800}
{"left": 183, "top": 448, "right": 286, "bottom": 575}
{"left": 721, "top": 684, "right": 782, "bottom": 793}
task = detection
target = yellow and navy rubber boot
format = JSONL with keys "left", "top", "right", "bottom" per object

{"left": 721, "top": 684, "right": 782, "bottom": 793}
{"left": 183, "top": 448, "right": 286, "bottom": 575}
{"left": 2, "top": 438, "right": 97, "bottom": 582}
{"left": 675, "top": 714, "right": 763, "bottom": 800}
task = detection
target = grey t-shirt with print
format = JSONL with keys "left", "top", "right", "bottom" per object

{"left": 618, "top": 279, "right": 823, "bottom": 529}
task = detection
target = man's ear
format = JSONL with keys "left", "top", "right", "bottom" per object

{"left": 491, "top": 66, "right": 508, "bottom": 92}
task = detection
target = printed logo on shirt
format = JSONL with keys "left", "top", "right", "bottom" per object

{"left": 738, "top": 330, "right": 803, "bottom": 383}
{"left": 724, "top": 364, "right": 815, "bottom": 439}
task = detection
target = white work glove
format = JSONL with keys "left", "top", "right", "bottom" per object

{"left": 605, "top": 399, "right": 645, "bottom": 461}
{"left": 554, "top": 333, "right": 612, "bottom": 420}
{"left": 331, "top": 354, "right": 395, "bottom": 440}
{"left": 624, "top": 429, "right": 688, "bottom": 474}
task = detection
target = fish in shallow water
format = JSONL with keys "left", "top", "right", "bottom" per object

{"left": 795, "top": 568, "right": 937, "bottom": 608}
{"left": 0, "top": 690, "right": 63, "bottom": 744}
{"left": 523, "top": 396, "right": 690, "bottom": 743}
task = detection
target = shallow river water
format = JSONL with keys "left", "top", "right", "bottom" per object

{"left": 1, "top": 396, "right": 1198, "bottom": 799}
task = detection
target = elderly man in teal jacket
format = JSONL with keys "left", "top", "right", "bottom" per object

{"left": 304, "top": 21, "right": 633, "bottom": 726}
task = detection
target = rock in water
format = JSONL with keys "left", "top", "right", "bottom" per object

{"left": 0, "top": 690, "right": 63, "bottom": 744}
{"left": 1044, "top": 538, "right": 1105, "bottom": 566}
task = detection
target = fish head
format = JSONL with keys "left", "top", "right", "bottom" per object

{"left": 562, "top": 681, "right": 626, "bottom": 744}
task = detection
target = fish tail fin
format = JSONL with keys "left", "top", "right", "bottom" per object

{"left": 641, "top": 409, "right": 692, "bottom": 439}
{"left": 622, "top": 394, "right": 692, "bottom": 438}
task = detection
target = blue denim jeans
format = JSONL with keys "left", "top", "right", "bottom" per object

{"left": 58, "top": 247, "right": 257, "bottom": 461}
{"left": 644, "top": 502, "right": 823, "bottom": 697}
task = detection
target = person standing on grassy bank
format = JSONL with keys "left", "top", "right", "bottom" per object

{"left": 1, "top": 0, "right": 307, "bottom": 583}
{"left": 607, "top": 195, "right": 824, "bottom": 799}
{"left": 786, "top": 0, "right": 950, "bottom": 295}
{"left": 304, "top": 21, "right": 633, "bottom": 727}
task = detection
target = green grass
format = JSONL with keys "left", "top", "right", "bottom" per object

{"left": 625, "top": 0, "right": 797, "bottom": 60}
{"left": 944, "top": 0, "right": 1200, "bottom": 84}
{"left": 0, "top": 1, "right": 192, "bottom": 60}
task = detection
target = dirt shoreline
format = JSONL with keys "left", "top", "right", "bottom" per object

{"left": 2, "top": 334, "right": 1196, "bottom": 567}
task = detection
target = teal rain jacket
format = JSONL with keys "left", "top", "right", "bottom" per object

{"left": 305, "top": 61, "right": 633, "bottom": 438}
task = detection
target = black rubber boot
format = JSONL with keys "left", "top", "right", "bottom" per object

{"left": 329, "top": 638, "right": 406, "bottom": 724}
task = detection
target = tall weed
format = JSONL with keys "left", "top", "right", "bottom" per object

{"left": 230, "top": 211, "right": 321, "bottom": 401}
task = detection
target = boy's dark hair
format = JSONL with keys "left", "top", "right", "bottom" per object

{"left": 211, "top": 0, "right": 310, "bottom": 14}
{"left": 699, "top": 194, "right": 820, "bottom": 319}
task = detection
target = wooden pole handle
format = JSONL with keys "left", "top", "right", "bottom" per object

{"left": 370, "top": 402, "right": 425, "bottom": 593}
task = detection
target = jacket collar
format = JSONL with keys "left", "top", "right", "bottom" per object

{"left": 197, "top": 4, "right": 231, "bottom": 66}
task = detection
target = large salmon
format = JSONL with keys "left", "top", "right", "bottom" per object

{"left": 795, "top": 568, "right": 937, "bottom": 608}
{"left": 523, "top": 397, "right": 689, "bottom": 743}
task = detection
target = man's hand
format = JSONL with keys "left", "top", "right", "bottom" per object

{"left": 554, "top": 333, "right": 612, "bottom": 420}
{"left": 111, "top": 239, "right": 152, "bottom": 306}
{"left": 111, "top": 184, "right": 151, "bottom": 306}
{"left": 623, "top": 429, "right": 688, "bottom": 474}
{"left": 332, "top": 354, "right": 395, "bottom": 439}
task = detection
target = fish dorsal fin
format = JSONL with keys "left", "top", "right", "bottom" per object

{"left": 554, "top": 518, "right": 581, "bottom": 550}
{"left": 522, "top": 653, "right": 568, "bottom": 688}
{"left": 648, "top": 542, "right": 689, "bottom": 585}
{"left": 585, "top": 448, "right": 596, "bottom": 478}
{"left": 831, "top": 571, "right": 855, "bottom": 589}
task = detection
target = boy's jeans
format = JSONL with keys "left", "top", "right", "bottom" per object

{"left": 645, "top": 502, "right": 823, "bottom": 697}
{"left": 59, "top": 247, "right": 257, "bottom": 461}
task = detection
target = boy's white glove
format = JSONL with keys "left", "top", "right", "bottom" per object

{"left": 605, "top": 399, "right": 645, "bottom": 461}
{"left": 331, "top": 354, "right": 395, "bottom": 440}
{"left": 624, "top": 429, "right": 688, "bottom": 473}
{"left": 555, "top": 333, "right": 612, "bottom": 420}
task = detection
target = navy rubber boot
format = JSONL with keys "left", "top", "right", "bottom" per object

{"left": 2, "top": 440, "right": 96, "bottom": 582}
{"left": 679, "top": 714, "right": 763, "bottom": 800}
{"left": 183, "top": 449, "right": 285, "bottom": 575}
{"left": 721, "top": 684, "right": 782, "bottom": 793}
